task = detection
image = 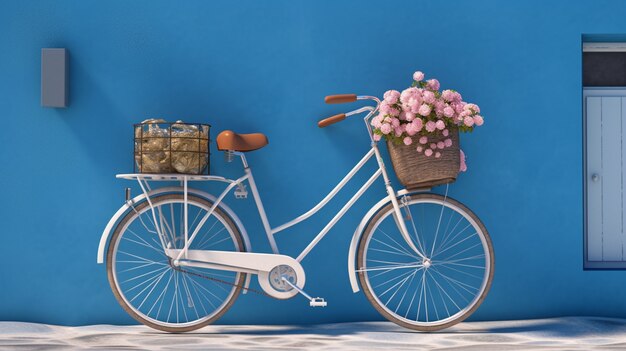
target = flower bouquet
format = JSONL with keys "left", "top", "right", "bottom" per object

{"left": 371, "top": 71, "right": 484, "bottom": 188}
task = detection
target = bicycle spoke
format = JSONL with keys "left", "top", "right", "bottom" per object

{"left": 123, "top": 233, "right": 164, "bottom": 256}
{"left": 437, "top": 240, "right": 481, "bottom": 263}
{"left": 436, "top": 253, "right": 485, "bottom": 265}
{"left": 117, "top": 250, "right": 163, "bottom": 265}
{"left": 202, "top": 231, "right": 232, "bottom": 250}
{"left": 375, "top": 229, "right": 418, "bottom": 258}
{"left": 356, "top": 264, "right": 422, "bottom": 273}
{"left": 194, "top": 219, "right": 220, "bottom": 249}
{"left": 436, "top": 216, "right": 466, "bottom": 257}
{"left": 122, "top": 265, "right": 169, "bottom": 286}
{"left": 434, "top": 223, "right": 473, "bottom": 258}
{"left": 373, "top": 268, "right": 417, "bottom": 290}
{"left": 405, "top": 271, "right": 424, "bottom": 319}
{"left": 405, "top": 207, "right": 428, "bottom": 259}
{"left": 180, "top": 272, "right": 197, "bottom": 319}
{"left": 429, "top": 269, "right": 461, "bottom": 312}
{"left": 119, "top": 261, "right": 166, "bottom": 274}
{"left": 436, "top": 262, "right": 484, "bottom": 280}
{"left": 147, "top": 271, "right": 173, "bottom": 317}
{"left": 130, "top": 268, "right": 170, "bottom": 304}
{"left": 378, "top": 269, "right": 420, "bottom": 298}
{"left": 137, "top": 267, "right": 171, "bottom": 310}
{"left": 431, "top": 268, "right": 478, "bottom": 295}
{"left": 369, "top": 247, "right": 418, "bottom": 258}
{"left": 426, "top": 271, "right": 439, "bottom": 321}
{"left": 434, "top": 232, "right": 477, "bottom": 259}
{"left": 393, "top": 270, "right": 418, "bottom": 314}
{"left": 429, "top": 198, "right": 447, "bottom": 257}
{"left": 385, "top": 270, "right": 417, "bottom": 309}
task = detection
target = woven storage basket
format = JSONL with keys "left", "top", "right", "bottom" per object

{"left": 387, "top": 127, "right": 460, "bottom": 189}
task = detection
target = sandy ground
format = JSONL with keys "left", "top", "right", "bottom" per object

{"left": 2, "top": 317, "right": 626, "bottom": 350}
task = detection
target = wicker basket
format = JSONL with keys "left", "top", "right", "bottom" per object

{"left": 387, "top": 127, "right": 460, "bottom": 189}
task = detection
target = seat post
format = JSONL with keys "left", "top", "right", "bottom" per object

{"left": 233, "top": 151, "right": 249, "bottom": 168}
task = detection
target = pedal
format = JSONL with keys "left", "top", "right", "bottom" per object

{"left": 281, "top": 277, "right": 327, "bottom": 308}
{"left": 309, "top": 297, "right": 327, "bottom": 307}
{"left": 234, "top": 183, "right": 248, "bottom": 199}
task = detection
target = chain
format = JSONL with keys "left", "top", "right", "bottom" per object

{"left": 172, "top": 265, "right": 275, "bottom": 298}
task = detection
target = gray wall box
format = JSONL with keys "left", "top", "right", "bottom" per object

{"left": 41, "top": 48, "right": 69, "bottom": 108}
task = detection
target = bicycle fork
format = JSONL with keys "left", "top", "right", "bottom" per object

{"left": 373, "top": 144, "right": 427, "bottom": 261}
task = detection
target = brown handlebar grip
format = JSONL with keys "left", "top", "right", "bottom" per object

{"left": 318, "top": 113, "right": 346, "bottom": 128}
{"left": 325, "top": 94, "right": 357, "bottom": 104}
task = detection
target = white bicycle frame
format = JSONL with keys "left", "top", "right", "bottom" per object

{"left": 100, "top": 95, "right": 428, "bottom": 295}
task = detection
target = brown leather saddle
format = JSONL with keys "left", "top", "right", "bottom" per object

{"left": 216, "top": 130, "right": 269, "bottom": 152}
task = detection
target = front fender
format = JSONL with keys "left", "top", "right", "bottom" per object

{"left": 97, "top": 186, "right": 252, "bottom": 263}
{"left": 347, "top": 189, "right": 429, "bottom": 293}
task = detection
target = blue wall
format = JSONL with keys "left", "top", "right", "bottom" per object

{"left": 2, "top": 0, "right": 626, "bottom": 326}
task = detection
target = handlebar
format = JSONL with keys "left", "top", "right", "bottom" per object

{"left": 325, "top": 94, "right": 357, "bottom": 104}
{"left": 318, "top": 94, "right": 380, "bottom": 128}
{"left": 318, "top": 113, "right": 346, "bottom": 128}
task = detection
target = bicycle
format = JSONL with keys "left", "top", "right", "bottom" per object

{"left": 96, "top": 94, "right": 494, "bottom": 332}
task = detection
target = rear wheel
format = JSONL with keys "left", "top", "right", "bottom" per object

{"left": 106, "top": 194, "right": 245, "bottom": 332}
{"left": 357, "top": 193, "right": 494, "bottom": 331}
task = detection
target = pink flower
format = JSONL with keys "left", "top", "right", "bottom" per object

{"left": 379, "top": 102, "right": 391, "bottom": 115}
{"left": 444, "top": 138, "right": 453, "bottom": 147}
{"left": 443, "top": 106, "right": 455, "bottom": 118}
{"left": 430, "top": 143, "right": 437, "bottom": 149}
{"left": 441, "top": 90, "right": 455, "bottom": 102}
{"left": 442, "top": 129, "right": 449, "bottom": 136}
{"left": 454, "top": 102, "right": 466, "bottom": 114}
{"left": 426, "top": 79, "right": 440, "bottom": 91}
{"left": 425, "top": 120, "right": 436, "bottom": 132}
{"left": 437, "top": 141, "right": 445, "bottom": 149}
{"left": 383, "top": 90, "right": 400, "bottom": 104}
{"left": 416, "top": 146, "right": 423, "bottom": 152}
{"left": 400, "top": 87, "right": 419, "bottom": 104}
{"left": 460, "top": 149, "right": 467, "bottom": 172}
{"left": 418, "top": 104, "right": 432, "bottom": 117}
{"left": 404, "top": 112, "right": 415, "bottom": 121}
{"left": 408, "top": 98, "right": 421, "bottom": 113}
{"left": 464, "top": 116, "right": 475, "bottom": 127}
{"left": 424, "top": 149, "right": 433, "bottom": 157}
{"left": 435, "top": 152, "right": 441, "bottom": 158}
{"left": 390, "top": 117, "right": 400, "bottom": 127}
{"left": 465, "top": 103, "right": 480, "bottom": 113}
{"left": 380, "top": 123, "right": 392, "bottom": 134}
{"left": 435, "top": 120, "right": 445, "bottom": 130}
{"left": 371, "top": 115, "right": 382, "bottom": 128}
{"left": 474, "top": 115, "right": 484, "bottom": 126}
{"left": 413, "top": 118, "right": 424, "bottom": 132}
{"left": 403, "top": 137, "right": 412, "bottom": 146}
{"left": 419, "top": 136, "right": 428, "bottom": 144}
{"left": 413, "top": 71, "right": 425, "bottom": 81}
{"left": 389, "top": 108, "right": 400, "bottom": 117}
{"left": 373, "top": 134, "right": 381, "bottom": 141}
{"left": 423, "top": 91, "right": 435, "bottom": 104}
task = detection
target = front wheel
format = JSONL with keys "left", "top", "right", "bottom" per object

{"left": 357, "top": 193, "right": 494, "bottom": 331}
